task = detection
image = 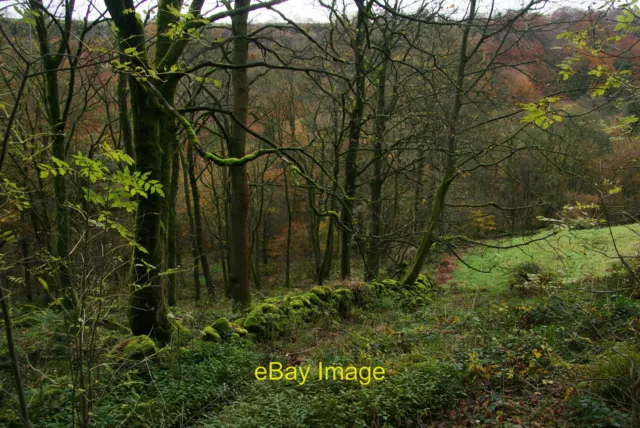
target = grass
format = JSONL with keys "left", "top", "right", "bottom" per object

{"left": 453, "top": 224, "right": 640, "bottom": 291}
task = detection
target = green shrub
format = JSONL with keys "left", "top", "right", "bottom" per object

{"left": 509, "top": 262, "right": 556, "bottom": 296}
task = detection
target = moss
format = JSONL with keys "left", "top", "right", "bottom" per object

{"left": 335, "top": 288, "right": 354, "bottom": 301}
{"left": 290, "top": 299, "right": 305, "bottom": 309}
{"left": 243, "top": 310, "right": 265, "bottom": 332}
{"left": 415, "top": 282, "right": 429, "bottom": 293}
{"left": 234, "top": 327, "right": 248, "bottom": 337}
{"left": 305, "top": 292, "right": 322, "bottom": 305}
{"left": 231, "top": 332, "right": 240, "bottom": 340}
{"left": 234, "top": 317, "right": 245, "bottom": 327}
{"left": 121, "top": 335, "right": 158, "bottom": 360}
{"left": 259, "top": 303, "right": 281, "bottom": 313}
{"left": 202, "top": 326, "right": 221, "bottom": 342}
{"left": 212, "top": 317, "right": 234, "bottom": 338}
{"left": 311, "top": 286, "right": 327, "bottom": 299}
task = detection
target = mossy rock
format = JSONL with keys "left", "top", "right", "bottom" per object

{"left": 415, "top": 282, "right": 429, "bottom": 293}
{"left": 311, "top": 286, "right": 327, "bottom": 298}
{"left": 202, "top": 326, "right": 221, "bottom": 342}
{"left": 382, "top": 279, "right": 399, "bottom": 290}
{"left": 335, "top": 288, "right": 354, "bottom": 301}
{"left": 212, "top": 317, "right": 234, "bottom": 338}
{"left": 234, "top": 327, "right": 248, "bottom": 337}
{"left": 260, "top": 303, "right": 281, "bottom": 313}
{"left": 311, "top": 285, "right": 334, "bottom": 300}
{"left": 121, "top": 335, "right": 158, "bottom": 360}
{"left": 290, "top": 299, "right": 305, "bottom": 309}
{"left": 304, "top": 292, "right": 322, "bottom": 305}
{"left": 243, "top": 310, "right": 265, "bottom": 332}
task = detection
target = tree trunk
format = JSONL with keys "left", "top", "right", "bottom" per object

{"left": 117, "top": 49, "right": 134, "bottom": 160}
{"left": 402, "top": 0, "right": 474, "bottom": 286}
{"left": 182, "top": 150, "right": 201, "bottom": 302}
{"left": 366, "top": 49, "right": 388, "bottom": 281}
{"left": 283, "top": 162, "right": 293, "bottom": 288}
{"left": 127, "top": 82, "right": 171, "bottom": 341}
{"left": 187, "top": 144, "right": 214, "bottom": 297}
{"left": 166, "top": 138, "right": 180, "bottom": 306}
{"left": 0, "top": 277, "right": 33, "bottom": 427}
{"left": 228, "top": 0, "right": 252, "bottom": 308}
{"left": 340, "top": 1, "right": 367, "bottom": 279}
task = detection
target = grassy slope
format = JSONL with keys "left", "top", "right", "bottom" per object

{"left": 454, "top": 224, "right": 640, "bottom": 290}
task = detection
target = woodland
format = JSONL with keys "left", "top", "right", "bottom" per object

{"left": 1, "top": 0, "right": 640, "bottom": 426}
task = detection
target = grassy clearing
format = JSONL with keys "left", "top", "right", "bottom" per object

{"left": 453, "top": 224, "right": 640, "bottom": 291}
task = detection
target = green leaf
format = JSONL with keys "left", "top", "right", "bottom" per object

{"left": 38, "top": 277, "right": 49, "bottom": 291}
{"left": 609, "top": 186, "right": 622, "bottom": 195}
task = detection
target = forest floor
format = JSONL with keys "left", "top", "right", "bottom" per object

{"left": 1, "top": 225, "right": 640, "bottom": 427}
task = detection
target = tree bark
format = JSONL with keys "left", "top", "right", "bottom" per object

{"left": 182, "top": 150, "right": 201, "bottom": 301}
{"left": 0, "top": 278, "right": 33, "bottom": 427}
{"left": 187, "top": 144, "right": 214, "bottom": 297}
{"left": 340, "top": 0, "right": 368, "bottom": 279}
{"left": 228, "top": 0, "right": 252, "bottom": 308}
{"left": 166, "top": 137, "right": 180, "bottom": 306}
{"left": 366, "top": 47, "right": 388, "bottom": 281}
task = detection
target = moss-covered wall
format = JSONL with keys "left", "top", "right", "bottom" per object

{"left": 203, "top": 275, "right": 434, "bottom": 342}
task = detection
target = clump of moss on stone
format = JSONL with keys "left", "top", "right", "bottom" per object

{"left": 234, "top": 327, "right": 248, "bottom": 337}
{"left": 290, "top": 299, "right": 305, "bottom": 310}
{"left": 212, "top": 317, "right": 234, "bottom": 338}
{"left": 243, "top": 303, "right": 284, "bottom": 338}
{"left": 311, "top": 285, "right": 333, "bottom": 300}
{"left": 121, "top": 335, "right": 158, "bottom": 360}
{"left": 202, "top": 326, "right": 221, "bottom": 342}
{"left": 304, "top": 292, "right": 322, "bottom": 305}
